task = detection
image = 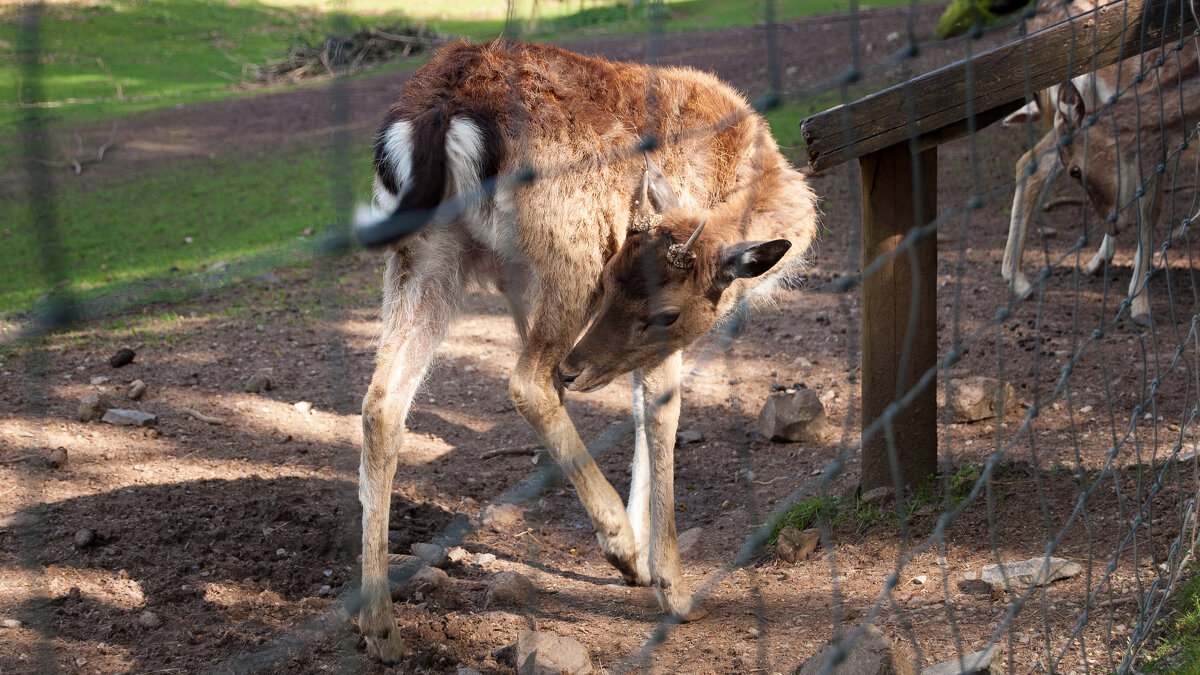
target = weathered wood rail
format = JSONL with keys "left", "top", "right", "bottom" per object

{"left": 800, "top": 0, "right": 1197, "bottom": 492}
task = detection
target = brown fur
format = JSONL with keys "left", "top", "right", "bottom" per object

{"left": 357, "top": 40, "right": 819, "bottom": 664}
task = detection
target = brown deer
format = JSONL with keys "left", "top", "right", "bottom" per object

{"left": 354, "top": 40, "right": 819, "bottom": 664}
{"left": 1001, "top": 0, "right": 1123, "bottom": 298}
{"left": 1052, "top": 38, "right": 1200, "bottom": 325}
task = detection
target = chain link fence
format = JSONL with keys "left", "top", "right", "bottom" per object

{"left": 4, "top": 0, "right": 1200, "bottom": 673}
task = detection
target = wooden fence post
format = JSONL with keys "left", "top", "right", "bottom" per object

{"left": 859, "top": 142, "right": 938, "bottom": 493}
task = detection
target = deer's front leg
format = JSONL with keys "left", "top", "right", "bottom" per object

{"left": 640, "top": 351, "right": 705, "bottom": 620}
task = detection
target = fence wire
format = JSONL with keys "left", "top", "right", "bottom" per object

{"left": 4, "top": 0, "right": 1200, "bottom": 674}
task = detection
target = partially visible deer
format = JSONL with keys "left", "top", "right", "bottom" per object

{"left": 1052, "top": 39, "right": 1200, "bottom": 325}
{"left": 354, "top": 40, "right": 819, "bottom": 664}
{"left": 1001, "top": 0, "right": 1124, "bottom": 298}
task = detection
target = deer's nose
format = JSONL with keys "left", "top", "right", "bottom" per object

{"left": 558, "top": 368, "right": 580, "bottom": 387}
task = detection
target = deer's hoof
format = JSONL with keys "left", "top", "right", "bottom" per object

{"left": 1131, "top": 312, "right": 1152, "bottom": 328}
{"left": 672, "top": 604, "right": 709, "bottom": 623}
{"left": 363, "top": 626, "right": 405, "bottom": 665}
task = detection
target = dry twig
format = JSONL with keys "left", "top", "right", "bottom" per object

{"left": 480, "top": 443, "right": 543, "bottom": 460}
{"left": 182, "top": 407, "right": 227, "bottom": 425}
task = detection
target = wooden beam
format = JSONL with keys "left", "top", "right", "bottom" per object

{"left": 802, "top": 0, "right": 1196, "bottom": 171}
{"left": 859, "top": 142, "right": 939, "bottom": 493}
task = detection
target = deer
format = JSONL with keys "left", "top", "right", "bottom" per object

{"left": 1051, "top": 38, "right": 1200, "bottom": 325}
{"left": 1000, "top": 0, "right": 1123, "bottom": 299}
{"left": 353, "top": 39, "right": 819, "bottom": 664}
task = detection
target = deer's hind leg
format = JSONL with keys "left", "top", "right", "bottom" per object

{"left": 359, "top": 236, "right": 465, "bottom": 664}
{"left": 506, "top": 286, "right": 647, "bottom": 585}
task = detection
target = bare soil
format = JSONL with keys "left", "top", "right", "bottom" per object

{"left": 2, "top": 6, "right": 1198, "bottom": 674}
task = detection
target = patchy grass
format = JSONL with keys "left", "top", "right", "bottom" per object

{"left": 1142, "top": 565, "right": 1200, "bottom": 673}
{"left": 0, "top": 138, "right": 375, "bottom": 313}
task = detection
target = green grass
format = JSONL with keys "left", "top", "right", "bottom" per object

{"left": 2, "top": 0, "right": 937, "bottom": 130}
{"left": 1143, "top": 566, "right": 1200, "bottom": 673}
{"left": 0, "top": 138, "right": 375, "bottom": 313}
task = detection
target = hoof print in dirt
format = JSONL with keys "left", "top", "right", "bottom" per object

{"left": 109, "top": 348, "right": 136, "bottom": 368}
{"left": 797, "top": 624, "right": 914, "bottom": 675}
{"left": 480, "top": 503, "right": 525, "bottom": 533}
{"left": 78, "top": 393, "right": 113, "bottom": 422}
{"left": 981, "top": 557, "right": 1080, "bottom": 592}
{"left": 515, "top": 630, "right": 593, "bottom": 675}
{"left": 922, "top": 645, "right": 1001, "bottom": 675}
{"left": 484, "top": 571, "right": 536, "bottom": 609}
{"left": 758, "top": 388, "right": 831, "bottom": 443}
{"left": 776, "top": 525, "right": 820, "bottom": 563}
{"left": 946, "top": 376, "right": 1015, "bottom": 423}
{"left": 101, "top": 409, "right": 157, "bottom": 427}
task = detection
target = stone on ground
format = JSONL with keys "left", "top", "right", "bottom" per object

{"left": 922, "top": 646, "right": 1001, "bottom": 675}
{"left": 797, "top": 624, "right": 914, "bottom": 675}
{"left": 78, "top": 393, "right": 112, "bottom": 422}
{"left": 243, "top": 371, "right": 272, "bottom": 393}
{"left": 776, "top": 526, "right": 820, "bottom": 563}
{"left": 948, "top": 377, "right": 1015, "bottom": 423}
{"left": 48, "top": 447, "right": 68, "bottom": 469}
{"left": 677, "top": 526, "right": 704, "bottom": 555}
{"left": 446, "top": 546, "right": 471, "bottom": 564}
{"left": 676, "top": 429, "right": 704, "bottom": 445}
{"left": 981, "top": 557, "right": 1081, "bottom": 591}
{"left": 389, "top": 563, "right": 447, "bottom": 601}
{"left": 410, "top": 542, "right": 448, "bottom": 567}
{"left": 128, "top": 379, "right": 147, "bottom": 400}
{"left": 515, "top": 630, "right": 593, "bottom": 675}
{"left": 481, "top": 503, "right": 525, "bottom": 532}
{"left": 758, "top": 388, "right": 830, "bottom": 442}
{"left": 137, "top": 610, "right": 161, "bottom": 629}
{"left": 485, "top": 571, "right": 536, "bottom": 608}
{"left": 108, "top": 348, "right": 136, "bottom": 368}
{"left": 101, "top": 409, "right": 157, "bottom": 427}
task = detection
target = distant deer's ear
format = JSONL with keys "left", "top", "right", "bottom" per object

{"left": 718, "top": 239, "right": 792, "bottom": 288}
{"left": 1002, "top": 100, "right": 1042, "bottom": 127}
{"left": 1055, "top": 83, "right": 1085, "bottom": 130}
{"left": 642, "top": 153, "right": 680, "bottom": 213}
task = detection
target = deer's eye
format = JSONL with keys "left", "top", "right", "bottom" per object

{"left": 649, "top": 310, "right": 681, "bottom": 328}
{"left": 1069, "top": 165, "right": 1082, "bottom": 179}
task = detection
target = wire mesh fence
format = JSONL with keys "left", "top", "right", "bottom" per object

{"left": 4, "top": 0, "right": 1200, "bottom": 673}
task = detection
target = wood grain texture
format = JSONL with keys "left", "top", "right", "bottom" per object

{"left": 859, "top": 143, "right": 939, "bottom": 493}
{"left": 802, "top": 0, "right": 1196, "bottom": 171}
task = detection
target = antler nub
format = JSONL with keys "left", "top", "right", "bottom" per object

{"left": 667, "top": 218, "right": 706, "bottom": 269}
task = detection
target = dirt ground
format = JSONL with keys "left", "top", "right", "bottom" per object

{"left": 2, "top": 6, "right": 1199, "bottom": 674}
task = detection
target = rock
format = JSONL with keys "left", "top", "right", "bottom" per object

{"left": 78, "top": 393, "right": 112, "bottom": 422}
{"left": 410, "top": 542, "right": 448, "bottom": 567}
{"left": 317, "top": 585, "right": 331, "bottom": 596}
{"left": 948, "top": 377, "right": 1015, "bottom": 423}
{"left": 128, "top": 379, "right": 147, "bottom": 400}
{"left": 74, "top": 528, "right": 96, "bottom": 549}
{"left": 101, "top": 409, "right": 157, "bottom": 427}
{"left": 515, "top": 630, "right": 593, "bottom": 675}
{"left": 481, "top": 503, "right": 524, "bottom": 532}
{"left": 981, "top": 557, "right": 1081, "bottom": 591}
{"left": 797, "top": 624, "right": 915, "bottom": 675}
{"left": 912, "top": 575, "right": 927, "bottom": 585}
{"left": 390, "top": 564, "right": 447, "bottom": 601}
{"left": 244, "top": 372, "right": 271, "bottom": 393}
{"left": 208, "top": 260, "right": 229, "bottom": 273}
{"left": 457, "top": 668, "right": 484, "bottom": 675}
{"left": 293, "top": 401, "right": 312, "bottom": 413}
{"left": 89, "top": 376, "right": 110, "bottom": 385}
{"left": 446, "top": 546, "right": 471, "bottom": 564}
{"left": 2, "top": 619, "right": 21, "bottom": 629}
{"left": 922, "top": 646, "right": 1001, "bottom": 675}
{"left": 957, "top": 579, "right": 995, "bottom": 596}
{"left": 475, "top": 553, "right": 497, "bottom": 567}
{"left": 758, "top": 388, "right": 830, "bottom": 443}
{"left": 48, "top": 447, "right": 68, "bottom": 469}
{"left": 299, "top": 227, "right": 315, "bottom": 237}
{"left": 252, "top": 271, "right": 282, "bottom": 286}
{"left": 777, "top": 526, "right": 820, "bottom": 563}
{"left": 485, "top": 571, "right": 537, "bottom": 608}
{"left": 861, "top": 486, "right": 895, "bottom": 507}
{"left": 675, "top": 429, "right": 704, "bottom": 445}
{"left": 108, "top": 348, "right": 136, "bottom": 368}
{"left": 137, "top": 610, "right": 161, "bottom": 629}
{"left": 677, "top": 526, "right": 704, "bottom": 555}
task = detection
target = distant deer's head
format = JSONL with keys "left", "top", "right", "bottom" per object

{"left": 558, "top": 155, "right": 791, "bottom": 392}
{"left": 1054, "top": 82, "right": 1158, "bottom": 236}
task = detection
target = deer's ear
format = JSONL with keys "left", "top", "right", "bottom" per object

{"left": 718, "top": 239, "right": 791, "bottom": 288}
{"left": 1002, "top": 100, "right": 1042, "bottom": 127}
{"left": 642, "top": 153, "right": 680, "bottom": 213}
{"left": 1055, "top": 83, "right": 1086, "bottom": 130}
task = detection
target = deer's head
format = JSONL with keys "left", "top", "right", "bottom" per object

{"left": 1054, "top": 82, "right": 1147, "bottom": 236}
{"left": 558, "top": 155, "right": 791, "bottom": 392}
